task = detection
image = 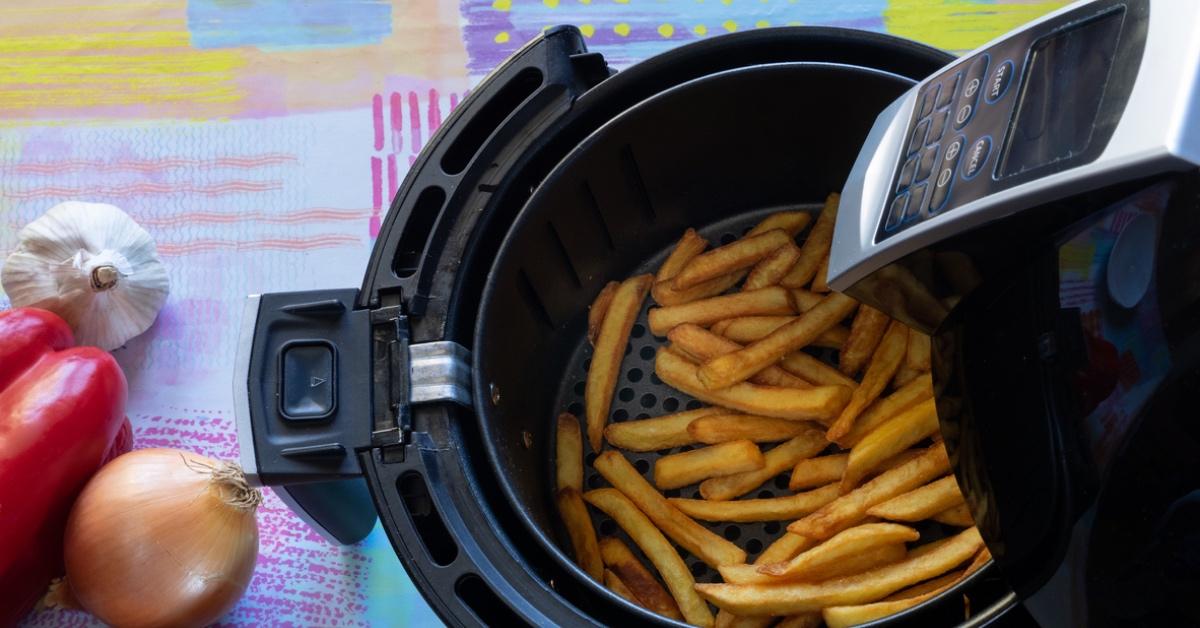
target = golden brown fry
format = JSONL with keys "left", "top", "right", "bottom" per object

{"left": 593, "top": 451, "right": 746, "bottom": 567}
{"left": 840, "top": 398, "right": 939, "bottom": 492}
{"left": 761, "top": 522, "right": 919, "bottom": 579}
{"left": 599, "top": 536, "right": 684, "bottom": 620}
{"left": 906, "top": 330, "right": 932, "bottom": 372}
{"left": 867, "top": 475, "right": 965, "bottom": 522}
{"left": 822, "top": 574, "right": 957, "bottom": 628}
{"left": 789, "top": 454, "right": 848, "bottom": 491}
{"left": 747, "top": 210, "right": 813, "bottom": 238}
{"left": 588, "top": 281, "right": 619, "bottom": 346}
{"left": 744, "top": 241, "right": 802, "bottom": 291}
{"left": 673, "top": 229, "right": 791, "bottom": 289}
{"left": 810, "top": 254, "right": 831, "bottom": 293}
{"left": 657, "top": 348, "right": 851, "bottom": 422}
{"left": 689, "top": 414, "right": 818, "bottom": 445}
{"left": 965, "top": 546, "right": 992, "bottom": 575}
{"left": 838, "top": 374, "right": 933, "bottom": 448}
{"left": 826, "top": 320, "right": 909, "bottom": 443}
{"left": 717, "top": 316, "right": 849, "bottom": 349}
{"left": 714, "top": 610, "right": 772, "bottom": 628}
{"left": 779, "top": 351, "right": 859, "bottom": 389}
{"left": 604, "top": 569, "right": 640, "bottom": 605}
{"left": 586, "top": 274, "right": 654, "bottom": 450}
{"left": 780, "top": 193, "right": 840, "bottom": 288}
{"left": 932, "top": 503, "right": 975, "bottom": 527}
{"left": 699, "top": 429, "right": 829, "bottom": 501}
{"left": 652, "top": 272, "right": 745, "bottom": 307}
{"left": 882, "top": 569, "right": 964, "bottom": 601}
{"left": 584, "top": 489, "right": 715, "bottom": 626}
{"left": 694, "top": 527, "right": 983, "bottom": 616}
{"left": 755, "top": 533, "right": 816, "bottom": 566}
{"left": 557, "top": 413, "right": 584, "bottom": 493}
{"left": 838, "top": 305, "right": 889, "bottom": 377}
{"left": 658, "top": 228, "right": 709, "bottom": 282}
{"left": 649, "top": 287, "right": 793, "bottom": 337}
{"left": 699, "top": 292, "right": 859, "bottom": 390}
{"left": 789, "top": 443, "right": 950, "bottom": 539}
{"left": 669, "top": 324, "right": 810, "bottom": 388}
{"left": 777, "top": 613, "right": 823, "bottom": 628}
{"left": 789, "top": 289, "right": 824, "bottom": 312}
{"left": 722, "top": 543, "right": 906, "bottom": 585}
{"left": 892, "top": 364, "right": 923, "bottom": 388}
{"left": 556, "top": 488, "right": 603, "bottom": 580}
{"left": 604, "top": 407, "right": 722, "bottom": 452}
{"left": 671, "top": 484, "right": 839, "bottom": 522}
{"left": 654, "top": 440, "right": 765, "bottom": 490}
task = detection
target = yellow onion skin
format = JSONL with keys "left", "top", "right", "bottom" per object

{"left": 63, "top": 448, "right": 260, "bottom": 628}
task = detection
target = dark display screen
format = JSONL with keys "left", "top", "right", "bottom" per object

{"left": 998, "top": 10, "right": 1125, "bottom": 178}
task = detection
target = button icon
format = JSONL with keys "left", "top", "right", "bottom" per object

{"left": 987, "top": 60, "right": 1014, "bottom": 103}
{"left": 962, "top": 136, "right": 992, "bottom": 179}
{"left": 964, "top": 77, "right": 981, "bottom": 99}
{"left": 936, "top": 167, "right": 953, "bottom": 188}
{"left": 944, "top": 137, "right": 963, "bottom": 161}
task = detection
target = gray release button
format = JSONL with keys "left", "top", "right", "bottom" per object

{"left": 281, "top": 342, "right": 336, "bottom": 420}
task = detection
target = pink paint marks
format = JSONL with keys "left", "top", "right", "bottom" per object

{"left": 390, "top": 91, "right": 403, "bottom": 154}
{"left": 7, "top": 154, "right": 296, "bottom": 174}
{"left": 370, "top": 155, "right": 383, "bottom": 237}
{"left": 136, "top": 208, "right": 370, "bottom": 227}
{"left": 387, "top": 154, "right": 398, "bottom": 205}
{"left": 428, "top": 88, "right": 442, "bottom": 133}
{"left": 408, "top": 91, "right": 422, "bottom": 154}
{"left": 156, "top": 235, "right": 361, "bottom": 256}
{"left": 449, "top": 92, "right": 459, "bottom": 111}
{"left": 5, "top": 180, "right": 282, "bottom": 199}
{"left": 371, "top": 93, "right": 384, "bottom": 152}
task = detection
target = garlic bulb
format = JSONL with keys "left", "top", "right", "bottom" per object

{"left": 2, "top": 202, "right": 168, "bottom": 350}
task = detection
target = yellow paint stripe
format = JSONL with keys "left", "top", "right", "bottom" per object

{"left": 884, "top": 0, "right": 1073, "bottom": 52}
{"left": 0, "top": 31, "right": 190, "bottom": 53}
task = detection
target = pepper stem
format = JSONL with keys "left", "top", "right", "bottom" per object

{"left": 90, "top": 264, "right": 120, "bottom": 292}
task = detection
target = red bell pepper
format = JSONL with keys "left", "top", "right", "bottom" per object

{"left": 0, "top": 308, "right": 130, "bottom": 625}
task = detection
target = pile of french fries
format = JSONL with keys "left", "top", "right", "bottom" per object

{"left": 557, "top": 194, "right": 988, "bottom": 628}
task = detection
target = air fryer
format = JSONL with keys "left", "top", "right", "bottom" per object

{"left": 235, "top": 26, "right": 1031, "bottom": 627}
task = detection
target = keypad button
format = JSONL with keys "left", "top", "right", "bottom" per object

{"left": 986, "top": 60, "right": 1015, "bottom": 103}
{"left": 916, "top": 145, "right": 939, "bottom": 182}
{"left": 944, "top": 135, "right": 966, "bottom": 162}
{"left": 907, "top": 118, "right": 930, "bottom": 156}
{"left": 905, "top": 182, "right": 927, "bottom": 222}
{"left": 953, "top": 102, "right": 974, "bottom": 129}
{"left": 936, "top": 72, "right": 960, "bottom": 109}
{"left": 918, "top": 84, "right": 939, "bottom": 118}
{"left": 930, "top": 135, "right": 965, "bottom": 213}
{"left": 884, "top": 193, "right": 908, "bottom": 232}
{"left": 927, "top": 109, "right": 948, "bottom": 145}
{"left": 929, "top": 172, "right": 953, "bottom": 213}
{"left": 963, "top": 54, "right": 989, "bottom": 101}
{"left": 962, "top": 136, "right": 992, "bottom": 180}
{"left": 897, "top": 154, "right": 919, "bottom": 192}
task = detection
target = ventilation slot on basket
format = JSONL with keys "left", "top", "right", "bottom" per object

{"left": 619, "top": 145, "right": 656, "bottom": 221}
{"left": 547, "top": 221, "right": 582, "bottom": 288}
{"left": 398, "top": 471, "right": 458, "bottom": 566}
{"left": 580, "top": 181, "right": 615, "bottom": 251}
{"left": 441, "top": 67, "right": 544, "bottom": 175}
{"left": 394, "top": 187, "right": 446, "bottom": 278}
{"left": 517, "top": 269, "right": 555, "bottom": 329}
{"left": 456, "top": 575, "right": 527, "bottom": 627}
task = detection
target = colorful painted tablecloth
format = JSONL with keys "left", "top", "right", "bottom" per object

{"left": 3, "top": 1, "right": 1068, "bottom": 626}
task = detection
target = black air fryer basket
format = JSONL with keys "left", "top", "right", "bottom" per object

{"left": 236, "top": 26, "right": 1018, "bottom": 627}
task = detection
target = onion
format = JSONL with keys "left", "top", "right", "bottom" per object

{"left": 63, "top": 448, "right": 261, "bottom": 628}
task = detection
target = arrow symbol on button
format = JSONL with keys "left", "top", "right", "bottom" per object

{"left": 310, "top": 376, "right": 327, "bottom": 388}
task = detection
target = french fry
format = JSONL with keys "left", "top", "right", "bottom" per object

{"left": 671, "top": 484, "right": 839, "bottom": 522}
{"left": 699, "top": 429, "right": 829, "bottom": 501}
{"left": 755, "top": 533, "right": 815, "bottom": 566}
{"left": 657, "top": 228, "right": 709, "bottom": 282}
{"left": 652, "top": 272, "right": 744, "bottom": 307}
{"left": 584, "top": 489, "right": 714, "bottom": 626}
{"left": 694, "top": 527, "right": 983, "bottom": 616}
{"left": 588, "top": 281, "right": 619, "bottom": 346}
{"left": 760, "top": 522, "right": 919, "bottom": 579}
{"left": 747, "top": 210, "right": 813, "bottom": 238}
{"left": 892, "top": 364, "right": 923, "bottom": 388}
{"left": 840, "top": 398, "right": 940, "bottom": 492}
{"left": 838, "top": 305, "right": 889, "bottom": 376}
{"left": 604, "top": 569, "right": 641, "bottom": 605}
{"left": 810, "top": 254, "right": 831, "bottom": 293}
{"left": 906, "top": 330, "right": 932, "bottom": 372}
{"left": 715, "top": 611, "right": 772, "bottom": 628}
{"left": 932, "top": 503, "right": 975, "bottom": 527}
{"left": 838, "top": 374, "right": 933, "bottom": 448}
{"left": 657, "top": 348, "right": 851, "bottom": 422}
{"left": 557, "top": 413, "right": 584, "bottom": 493}
{"left": 599, "top": 536, "right": 684, "bottom": 620}
{"left": 826, "top": 549, "right": 990, "bottom": 628}
{"left": 826, "top": 320, "right": 909, "bottom": 443}
{"left": 604, "top": 407, "right": 722, "bottom": 452}
{"left": 586, "top": 274, "right": 654, "bottom": 450}
{"left": 689, "top": 414, "right": 818, "bottom": 445}
{"left": 716, "top": 316, "right": 849, "bottom": 349}
{"left": 789, "top": 289, "right": 824, "bottom": 312}
{"left": 744, "top": 241, "right": 803, "bottom": 290}
{"left": 788, "top": 443, "right": 950, "bottom": 539}
{"left": 556, "top": 488, "right": 603, "bottom": 580}
{"left": 881, "top": 569, "right": 964, "bottom": 601}
{"left": 673, "top": 229, "right": 791, "bottom": 289}
{"left": 789, "top": 454, "right": 848, "bottom": 491}
{"left": 777, "top": 613, "right": 823, "bottom": 628}
{"left": 593, "top": 451, "right": 746, "bottom": 567}
{"left": 698, "top": 292, "right": 859, "bottom": 390}
{"left": 779, "top": 351, "right": 858, "bottom": 389}
{"left": 780, "top": 193, "right": 840, "bottom": 288}
{"left": 655, "top": 440, "right": 765, "bottom": 490}
{"left": 669, "top": 324, "right": 810, "bottom": 388}
{"left": 867, "top": 475, "right": 965, "bottom": 522}
{"left": 649, "top": 287, "right": 793, "bottom": 336}
{"left": 722, "top": 543, "right": 906, "bottom": 585}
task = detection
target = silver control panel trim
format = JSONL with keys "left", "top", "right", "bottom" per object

{"left": 234, "top": 294, "right": 263, "bottom": 487}
{"left": 409, "top": 341, "right": 472, "bottom": 407}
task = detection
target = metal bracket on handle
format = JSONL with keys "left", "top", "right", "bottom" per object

{"left": 409, "top": 341, "right": 472, "bottom": 407}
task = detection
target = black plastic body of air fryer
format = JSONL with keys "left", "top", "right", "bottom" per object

{"left": 240, "top": 26, "right": 1035, "bottom": 627}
